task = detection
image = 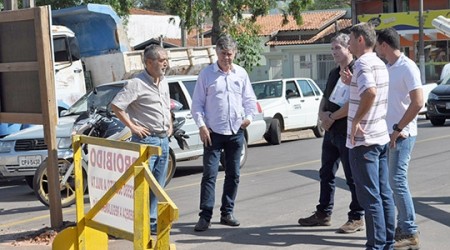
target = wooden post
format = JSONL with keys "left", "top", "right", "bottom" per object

{"left": 35, "top": 6, "right": 63, "bottom": 228}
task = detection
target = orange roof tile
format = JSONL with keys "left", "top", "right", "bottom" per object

{"left": 255, "top": 10, "right": 347, "bottom": 36}
{"left": 266, "top": 19, "right": 352, "bottom": 46}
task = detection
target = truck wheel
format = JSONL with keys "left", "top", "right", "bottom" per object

{"left": 312, "top": 119, "right": 325, "bottom": 138}
{"left": 165, "top": 148, "right": 177, "bottom": 186}
{"left": 33, "top": 158, "right": 87, "bottom": 208}
{"left": 220, "top": 138, "right": 248, "bottom": 170}
{"left": 430, "top": 117, "right": 446, "bottom": 126}
{"left": 264, "top": 118, "right": 282, "bottom": 145}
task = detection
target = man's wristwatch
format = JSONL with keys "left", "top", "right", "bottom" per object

{"left": 393, "top": 123, "right": 403, "bottom": 133}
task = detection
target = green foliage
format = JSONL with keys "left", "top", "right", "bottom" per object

{"left": 308, "top": 0, "right": 351, "bottom": 10}
{"left": 134, "top": 0, "right": 169, "bottom": 13}
{"left": 228, "top": 19, "right": 263, "bottom": 72}
{"left": 35, "top": 0, "right": 133, "bottom": 16}
{"left": 165, "top": 0, "right": 312, "bottom": 71}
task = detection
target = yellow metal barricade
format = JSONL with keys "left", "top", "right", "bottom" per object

{"left": 53, "top": 135, "right": 179, "bottom": 250}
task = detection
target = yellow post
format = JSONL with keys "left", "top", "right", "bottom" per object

{"left": 53, "top": 136, "right": 178, "bottom": 250}
{"left": 134, "top": 162, "right": 151, "bottom": 250}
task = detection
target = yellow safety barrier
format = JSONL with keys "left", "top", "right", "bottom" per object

{"left": 52, "top": 135, "right": 179, "bottom": 250}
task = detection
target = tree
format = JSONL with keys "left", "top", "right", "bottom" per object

{"left": 35, "top": 0, "right": 133, "bottom": 16}
{"left": 133, "top": 0, "right": 170, "bottom": 13}
{"left": 307, "top": 0, "right": 351, "bottom": 10}
{"left": 165, "top": 0, "right": 313, "bottom": 72}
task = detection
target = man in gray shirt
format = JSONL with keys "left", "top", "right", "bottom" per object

{"left": 111, "top": 44, "right": 172, "bottom": 234}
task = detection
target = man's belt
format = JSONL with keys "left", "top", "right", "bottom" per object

{"left": 149, "top": 131, "right": 168, "bottom": 138}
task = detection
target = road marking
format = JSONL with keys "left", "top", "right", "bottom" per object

{"left": 0, "top": 208, "right": 76, "bottom": 228}
{"left": 416, "top": 134, "right": 450, "bottom": 143}
{"left": 166, "top": 159, "right": 320, "bottom": 191}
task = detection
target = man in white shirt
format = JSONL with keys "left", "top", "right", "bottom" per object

{"left": 191, "top": 34, "right": 257, "bottom": 232}
{"left": 375, "top": 27, "right": 423, "bottom": 250}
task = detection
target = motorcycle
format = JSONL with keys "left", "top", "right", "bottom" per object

{"left": 33, "top": 100, "right": 188, "bottom": 208}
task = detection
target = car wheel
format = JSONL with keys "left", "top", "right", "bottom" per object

{"left": 165, "top": 148, "right": 177, "bottom": 186}
{"left": 33, "top": 158, "right": 87, "bottom": 208}
{"left": 220, "top": 138, "right": 248, "bottom": 170}
{"left": 312, "top": 119, "right": 325, "bottom": 138}
{"left": 264, "top": 118, "right": 282, "bottom": 145}
{"left": 430, "top": 117, "right": 446, "bottom": 126}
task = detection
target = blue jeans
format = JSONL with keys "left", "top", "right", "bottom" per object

{"left": 132, "top": 135, "right": 169, "bottom": 229}
{"left": 388, "top": 136, "right": 418, "bottom": 235}
{"left": 199, "top": 129, "right": 244, "bottom": 221}
{"left": 318, "top": 132, "right": 364, "bottom": 220}
{"left": 349, "top": 144, "right": 395, "bottom": 250}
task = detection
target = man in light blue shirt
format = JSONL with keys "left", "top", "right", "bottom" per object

{"left": 191, "top": 34, "right": 257, "bottom": 231}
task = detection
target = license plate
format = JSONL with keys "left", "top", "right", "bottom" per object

{"left": 18, "top": 155, "right": 42, "bottom": 167}
{"left": 446, "top": 102, "right": 450, "bottom": 109}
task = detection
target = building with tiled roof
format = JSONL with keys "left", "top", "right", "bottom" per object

{"left": 248, "top": 9, "right": 352, "bottom": 87}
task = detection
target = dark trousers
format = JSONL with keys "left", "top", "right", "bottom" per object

{"left": 199, "top": 129, "right": 244, "bottom": 220}
{"left": 317, "top": 131, "right": 364, "bottom": 220}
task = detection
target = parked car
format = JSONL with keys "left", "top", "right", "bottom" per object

{"left": 426, "top": 74, "right": 450, "bottom": 126}
{"left": 420, "top": 82, "right": 438, "bottom": 116}
{"left": 0, "top": 75, "right": 266, "bottom": 188}
{"left": 252, "top": 78, "right": 324, "bottom": 145}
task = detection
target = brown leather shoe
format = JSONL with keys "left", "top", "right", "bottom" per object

{"left": 298, "top": 212, "right": 331, "bottom": 226}
{"left": 336, "top": 219, "right": 365, "bottom": 234}
{"left": 394, "top": 233, "right": 420, "bottom": 250}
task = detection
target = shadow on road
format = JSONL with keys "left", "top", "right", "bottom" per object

{"left": 291, "top": 169, "right": 350, "bottom": 192}
{"left": 414, "top": 196, "right": 450, "bottom": 229}
{"left": 171, "top": 222, "right": 365, "bottom": 249}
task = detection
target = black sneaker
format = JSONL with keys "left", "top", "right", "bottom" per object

{"left": 298, "top": 211, "right": 331, "bottom": 226}
{"left": 194, "top": 217, "right": 211, "bottom": 232}
{"left": 220, "top": 214, "right": 240, "bottom": 226}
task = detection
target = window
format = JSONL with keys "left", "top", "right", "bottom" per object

{"left": 309, "top": 80, "right": 321, "bottom": 96}
{"left": 53, "top": 37, "right": 69, "bottom": 62}
{"left": 285, "top": 81, "right": 300, "bottom": 97}
{"left": 297, "top": 79, "right": 315, "bottom": 97}
{"left": 270, "top": 59, "right": 282, "bottom": 79}
{"left": 169, "top": 81, "right": 190, "bottom": 111}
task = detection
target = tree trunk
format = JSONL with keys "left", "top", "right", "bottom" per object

{"left": 211, "top": 0, "right": 221, "bottom": 45}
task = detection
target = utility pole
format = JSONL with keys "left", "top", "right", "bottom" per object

{"left": 419, "top": 0, "right": 426, "bottom": 84}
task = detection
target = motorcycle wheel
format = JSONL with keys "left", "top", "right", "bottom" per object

{"left": 33, "top": 158, "right": 87, "bottom": 208}
{"left": 165, "top": 148, "right": 176, "bottom": 186}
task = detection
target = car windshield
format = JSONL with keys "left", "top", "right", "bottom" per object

{"left": 63, "top": 82, "right": 126, "bottom": 116}
{"left": 252, "top": 80, "right": 283, "bottom": 99}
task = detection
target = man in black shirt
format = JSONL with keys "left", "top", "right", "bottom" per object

{"left": 298, "top": 33, "right": 364, "bottom": 234}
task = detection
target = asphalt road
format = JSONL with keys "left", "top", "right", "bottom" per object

{"left": 1, "top": 117, "right": 449, "bottom": 249}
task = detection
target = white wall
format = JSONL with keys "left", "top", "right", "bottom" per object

{"left": 125, "top": 15, "right": 181, "bottom": 47}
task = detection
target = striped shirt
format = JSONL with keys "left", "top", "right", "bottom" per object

{"left": 346, "top": 52, "right": 390, "bottom": 149}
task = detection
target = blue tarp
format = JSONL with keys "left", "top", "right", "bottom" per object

{"left": 52, "top": 4, "right": 130, "bottom": 57}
